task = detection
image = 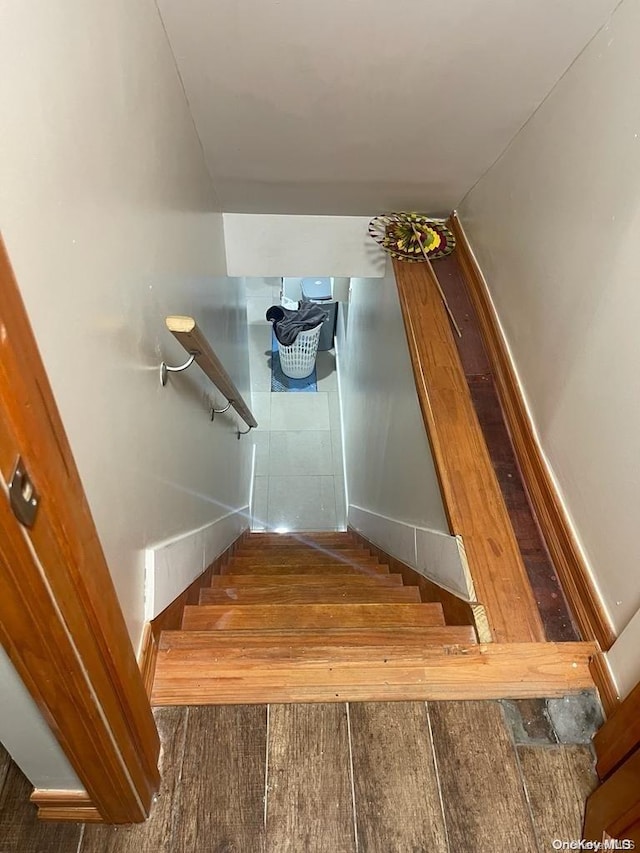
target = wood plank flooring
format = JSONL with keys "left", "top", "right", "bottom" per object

{"left": 518, "top": 745, "right": 597, "bottom": 851}
{"left": 349, "top": 702, "right": 448, "bottom": 853}
{"left": 430, "top": 701, "right": 539, "bottom": 852}
{"left": 0, "top": 700, "right": 599, "bottom": 852}
{"left": 82, "top": 708, "right": 188, "bottom": 853}
{"left": 172, "top": 705, "right": 266, "bottom": 853}
{"left": 267, "top": 704, "right": 355, "bottom": 852}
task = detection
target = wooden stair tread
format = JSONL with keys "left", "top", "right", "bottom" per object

{"left": 221, "top": 563, "right": 390, "bottom": 576}
{"left": 181, "top": 602, "right": 446, "bottom": 630}
{"left": 150, "top": 641, "right": 596, "bottom": 705}
{"left": 238, "top": 540, "right": 362, "bottom": 551}
{"left": 199, "top": 585, "right": 421, "bottom": 605}
{"left": 211, "top": 573, "right": 403, "bottom": 588}
{"left": 158, "top": 626, "right": 478, "bottom": 650}
{"left": 246, "top": 532, "right": 355, "bottom": 542}
{"left": 229, "top": 550, "right": 376, "bottom": 564}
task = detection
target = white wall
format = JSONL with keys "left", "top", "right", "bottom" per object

{"left": 224, "top": 215, "right": 386, "bottom": 277}
{"left": 0, "top": 648, "right": 81, "bottom": 790}
{"left": 459, "top": 0, "right": 640, "bottom": 672}
{"left": 337, "top": 267, "right": 470, "bottom": 595}
{"left": 158, "top": 0, "right": 616, "bottom": 214}
{"left": 144, "top": 508, "right": 248, "bottom": 620}
{"left": 607, "top": 608, "right": 640, "bottom": 700}
{"left": 0, "top": 0, "right": 253, "bottom": 652}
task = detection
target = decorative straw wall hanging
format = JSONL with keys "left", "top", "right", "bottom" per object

{"left": 369, "top": 212, "right": 461, "bottom": 337}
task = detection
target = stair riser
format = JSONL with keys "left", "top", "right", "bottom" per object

{"left": 182, "top": 603, "right": 445, "bottom": 631}
{"left": 221, "top": 564, "right": 390, "bottom": 576}
{"left": 199, "top": 587, "right": 421, "bottom": 605}
{"left": 158, "top": 626, "right": 478, "bottom": 650}
{"left": 152, "top": 682, "right": 584, "bottom": 705}
{"left": 238, "top": 542, "right": 362, "bottom": 554}
{"left": 230, "top": 551, "right": 375, "bottom": 564}
{"left": 210, "top": 574, "right": 403, "bottom": 588}
{"left": 242, "top": 531, "right": 360, "bottom": 548}
{"left": 238, "top": 534, "right": 366, "bottom": 548}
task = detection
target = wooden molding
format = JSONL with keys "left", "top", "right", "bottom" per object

{"left": 30, "top": 789, "right": 103, "bottom": 823}
{"left": 392, "top": 257, "right": 545, "bottom": 644}
{"left": 583, "top": 746, "right": 640, "bottom": 842}
{"left": 594, "top": 677, "right": 640, "bottom": 780}
{"left": 347, "top": 527, "right": 486, "bottom": 639}
{"left": 449, "top": 212, "right": 616, "bottom": 651}
{"left": 138, "top": 623, "right": 159, "bottom": 701}
{"left": 589, "top": 652, "right": 620, "bottom": 721}
{"left": 0, "top": 237, "right": 159, "bottom": 823}
{"left": 165, "top": 316, "right": 257, "bottom": 428}
{"left": 138, "top": 530, "right": 247, "bottom": 697}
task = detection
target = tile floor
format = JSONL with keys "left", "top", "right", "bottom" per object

{"left": 247, "top": 278, "right": 347, "bottom": 532}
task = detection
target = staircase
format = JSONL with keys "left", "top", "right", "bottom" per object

{"left": 151, "top": 531, "right": 483, "bottom": 704}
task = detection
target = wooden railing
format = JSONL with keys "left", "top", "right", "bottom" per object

{"left": 163, "top": 315, "right": 257, "bottom": 432}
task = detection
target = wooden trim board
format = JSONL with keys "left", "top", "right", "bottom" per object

{"left": 594, "top": 676, "right": 639, "bottom": 779}
{"left": 584, "top": 745, "right": 640, "bottom": 842}
{"left": 30, "top": 790, "right": 103, "bottom": 823}
{"left": 0, "top": 236, "right": 159, "bottom": 823}
{"left": 392, "top": 256, "right": 545, "bottom": 644}
{"left": 138, "top": 623, "right": 159, "bottom": 701}
{"left": 449, "top": 212, "right": 616, "bottom": 651}
{"left": 589, "top": 651, "right": 620, "bottom": 720}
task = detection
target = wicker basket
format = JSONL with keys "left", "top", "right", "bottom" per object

{"left": 278, "top": 324, "right": 322, "bottom": 379}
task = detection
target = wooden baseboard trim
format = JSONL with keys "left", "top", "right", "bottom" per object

{"left": 589, "top": 651, "right": 620, "bottom": 719}
{"left": 138, "top": 623, "right": 159, "bottom": 700}
{"left": 30, "top": 789, "right": 103, "bottom": 822}
{"left": 449, "top": 211, "right": 616, "bottom": 651}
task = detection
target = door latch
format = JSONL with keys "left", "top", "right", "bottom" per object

{"left": 9, "top": 457, "right": 40, "bottom": 528}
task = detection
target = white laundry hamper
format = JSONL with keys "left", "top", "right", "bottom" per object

{"left": 278, "top": 324, "right": 322, "bottom": 379}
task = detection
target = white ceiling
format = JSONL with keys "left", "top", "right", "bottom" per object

{"left": 158, "top": 0, "right": 617, "bottom": 215}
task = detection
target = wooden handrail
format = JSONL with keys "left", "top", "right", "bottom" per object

{"left": 165, "top": 316, "right": 257, "bottom": 429}
{"left": 393, "top": 257, "right": 545, "bottom": 644}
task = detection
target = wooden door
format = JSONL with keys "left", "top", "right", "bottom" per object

{"left": 0, "top": 236, "right": 159, "bottom": 823}
{"left": 584, "top": 680, "right": 640, "bottom": 844}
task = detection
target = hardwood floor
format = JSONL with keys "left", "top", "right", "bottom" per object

{"left": 0, "top": 700, "right": 599, "bottom": 852}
